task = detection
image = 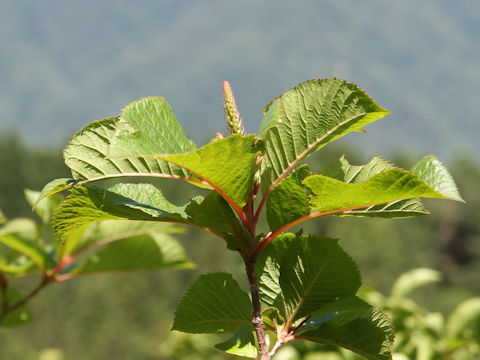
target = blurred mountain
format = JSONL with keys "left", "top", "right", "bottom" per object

{"left": 0, "top": 0, "right": 478, "bottom": 161}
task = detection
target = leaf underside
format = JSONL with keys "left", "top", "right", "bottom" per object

{"left": 259, "top": 78, "right": 390, "bottom": 193}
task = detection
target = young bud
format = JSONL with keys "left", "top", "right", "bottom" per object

{"left": 223, "top": 80, "right": 245, "bottom": 135}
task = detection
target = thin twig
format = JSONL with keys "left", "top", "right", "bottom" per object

{"left": 0, "top": 275, "right": 54, "bottom": 324}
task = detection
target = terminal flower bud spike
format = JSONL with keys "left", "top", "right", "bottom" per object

{"left": 223, "top": 80, "right": 245, "bottom": 135}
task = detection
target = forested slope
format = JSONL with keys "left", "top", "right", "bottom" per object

{"left": 1, "top": 0, "right": 478, "bottom": 160}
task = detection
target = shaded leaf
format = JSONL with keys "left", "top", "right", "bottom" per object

{"left": 0, "top": 288, "right": 33, "bottom": 327}
{"left": 185, "top": 191, "right": 250, "bottom": 250}
{"left": 259, "top": 79, "right": 389, "bottom": 192}
{"left": 257, "top": 234, "right": 361, "bottom": 321}
{"left": 0, "top": 209, "right": 6, "bottom": 224}
{"left": 256, "top": 233, "right": 292, "bottom": 309}
{"left": 279, "top": 235, "right": 361, "bottom": 321}
{"left": 266, "top": 164, "right": 311, "bottom": 231}
{"left": 172, "top": 272, "right": 251, "bottom": 334}
{"left": 215, "top": 326, "right": 257, "bottom": 358}
{"left": 72, "top": 232, "right": 192, "bottom": 274}
{"left": 62, "top": 220, "right": 180, "bottom": 256}
{"left": 159, "top": 135, "right": 259, "bottom": 207}
{"left": 300, "top": 297, "right": 394, "bottom": 360}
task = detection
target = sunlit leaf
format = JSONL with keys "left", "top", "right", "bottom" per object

{"left": 215, "top": 326, "right": 257, "bottom": 358}
{"left": 259, "top": 79, "right": 389, "bottom": 193}
{"left": 158, "top": 135, "right": 259, "bottom": 207}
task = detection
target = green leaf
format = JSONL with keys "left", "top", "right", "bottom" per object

{"left": 215, "top": 326, "right": 257, "bottom": 358}
{"left": 0, "top": 209, "right": 6, "bottom": 224}
{"left": 259, "top": 78, "right": 389, "bottom": 192}
{"left": 256, "top": 233, "right": 292, "bottom": 309}
{"left": 62, "top": 219, "right": 180, "bottom": 256}
{"left": 0, "top": 219, "right": 50, "bottom": 272}
{"left": 172, "top": 272, "right": 251, "bottom": 334}
{"left": 266, "top": 164, "right": 311, "bottom": 231}
{"left": 446, "top": 297, "right": 480, "bottom": 339}
{"left": 0, "top": 288, "right": 33, "bottom": 327}
{"left": 185, "top": 191, "right": 250, "bottom": 250}
{"left": 108, "top": 97, "right": 197, "bottom": 157}
{"left": 257, "top": 234, "right": 361, "bottom": 321}
{"left": 391, "top": 268, "right": 442, "bottom": 298}
{"left": 0, "top": 234, "right": 49, "bottom": 272}
{"left": 159, "top": 135, "right": 259, "bottom": 207}
{"left": 63, "top": 114, "right": 191, "bottom": 183}
{"left": 34, "top": 178, "right": 74, "bottom": 208}
{"left": 305, "top": 165, "right": 462, "bottom": 215}
{"left": 25, "top": 189, "right": 63, "bottom": 223}
{"left": 320, "top": 156, "right": 429, "bottom": 218}
{"left": 279, "top": 235, "right": 361, "bottom": 321}
{"left": 300, "top": 297, "right": 394, "bottom": 360}
{"left": 411, "top": 155, "right": 464, "bottom": 202}
{"left": 72, "top": 232, "right": 192, "bottom": 274}
{"left": 52, "top": 184, "right": 188, "bottom": 241}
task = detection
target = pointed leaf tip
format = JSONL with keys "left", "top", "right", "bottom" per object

{"left": 258, "top": 78, "right": 389, "bottom": 193}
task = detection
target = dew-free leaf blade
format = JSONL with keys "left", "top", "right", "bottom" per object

{"left": 72, "top": 232, "right": 192, "bottom": 274}
{"left": 279, "top": 235, "right": 361, "bottom": 321}
{"left": 62, "top": 219, "right": 181, "bottom": 256}
{"left": 299, "top": 297, "right": 394, "bottom": 360}
{"left": 215, "top": 326, "right": 257, "bottom": 358}
{"left": 305, "top": 165, "right": 462, "bottom": 216}
{"left": 319, "top": 156, "right": 429, "bottom": 218}
{"left": 25, "top": 189, "right": 63, "bottom": 223}
{"left": 108, "top": 97, "right": 197, "bottom": 158}
{"left": 52, "top": 183, "right": 189, "bottom": 241}
{"left": 159, "top": 135, "right": 260, "bottom": 207}
{"left": 259, "top": 78, "right": 389, "bottom": 192}
{"left": 172, "top": 272, "right": 251, "bottom": 334}
{"left": 185, "top": 191, "right": 250, "bottom": 250}
{"left": 64, "top": 108, "right": 192, "bottom": 183}
{"left": 410, "top": 155, "right": 464, "bottom": 202}
{"left": 34, "top": 178, "right": 75, "bottom": 207}
{"left": 266, "top": 165, "right": 311, "bottom": 231}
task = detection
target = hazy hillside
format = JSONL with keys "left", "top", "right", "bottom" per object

{"left": 1, "top": 0, "right": 478, "bottom": 162}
